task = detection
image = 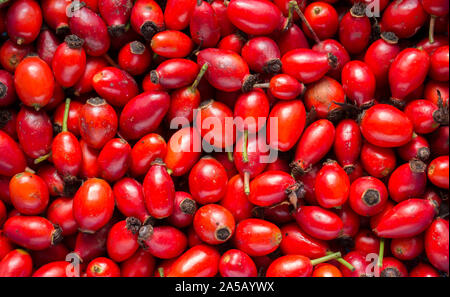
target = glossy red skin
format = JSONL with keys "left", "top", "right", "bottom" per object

{"left": 142, "top": 74, "right": 164, "bottom": 92}
{"left": 424, "top": 81, "right": 449, "bottom": 106}
{"left": 143, "top": 162, "right": 175, "bottom": 219}
{"left": 0, "top": 70, "right": 16, "bottom": 107}
{"left": 0, "top": 200, "right": 6, "bottom": 226}
{"left": 280, "top": 223, "right": 328, "bottom": 258}
{"left": 429, "top": 46, "right": 449, "bottom": 82}
{"left": 14, "top": 56, "right": 55, "bottom": 109}
{"left": 234, "top": 219, "right": 282, "bottom": 257}
{"left": 260, "top": 201, "right": 294, "bottom": 225}
{"left": 410, "top": 263, "right": 440, "bottom": 277}
{"left": 370, "top": 200, "right": 395, "bottom": 231}
{"left": 293, "top": 119, "right": 335, "bottom": 171}
{"left": 388, "top": 162, "right": 427, "bottom": 203}
{"left": 214, "top": 153, "right": 239, "bottom": 179}
{"left": 0, "top": 231, "right": 14, "bottom": 261}
{"left": 354, "top": 230, "right": 380, "bottom": 255}
{"left": 47, "top": 197, "right": 77, "bottom": 236}
{"left": 427, "top": 156, "right": 449, "bottom": 189}
{"left": 197, "top": 48, "right": 251, "bottom": 92}
{"left": 315, "top": 161, "right": 350, "bottom": 209}
{"left": 211, "top": 0, "right": 236, "bottom": 36}
{"left": 429, "top": 126, "right": 449, "bottom": 157}
{"left": 349, "top": 177, "right": 388, "bottom": 217}
{"left": 166, "top": 85, "right": 201, "bottom": 124}
{"left": 303, "top": 2, "right": 339, "bottom": 40}
{"left": 334, "top": 119, "right": 361, "bottom": 171}
{"left": 274, "top": 0, "right": 307, "bottom": 20}
{"left": 218, "top": 34, "right": 245, "bottom": 53}
{"left": 52, "top": 40, "right": 86, "bottom": 88}
{"left": 380, "top": 257, "right": 408, "bottom": 277}
{"left": 164, "top": 0, "right": 195, "bottom": 30}
{"left": 98, "top": 0, "right": 132, "bottom": 31}
{"left": 226, "top": 0, "right": 284, "bottom": 36}
{"left": 389, "top": 48, "right": 430, "bottom": 101}
{"left": 41, "top": 0, "right": 71, "bottom": 33}
{"left": 360, "top": 104, "right": 413, "bottom": 148}
{"left": 130, "top": 133, "right": 166, "bottom": 177}
{"left": 118, "top": 41, "right": 151, "bottom": 76}
{"left": 92, "top": 67, "right": 138, "bottom": 107}
{"left": 164, "top": 127, "right": 202, "bottom": 176}
{"left": 341, "top": 61, "right": 376, "bottom": 107}
{"left": 267, "top": 100, "right": 306, "bottom": 152}
{"left": 339, "top": 251, "right": 368, "bottom": 277}
{"left": 3, "top": 216, "right": 58, "bottom": 250}
{"left": 153, "top": 59, "right": 200, "bottom": 90}
{"left": 0, "top": 176, "right": 12, "bottom": 205}
{"left": 194, "top": 204, "right": 235, "bottom": 245}
{"left": 404, "top": 99, "right": 440, "bottom": 134}
{"left": 421, "top": 0, "right": 449, "bottom": 15}
{"left": 338, "top": 10, "right": 371, "bottom": 55}
{"left": 73, "top": 178, "right": 115, "bottom": 233}
{"left": 120, "top": 249, "right": 155, "bottom": 277}
{"left": 69, "top": 6, "right": 110, "bottom": 56}
{"left": 119, "top": 91, "right": 170, "bottom": 140}
{"left": 364, "top": 38, "right": 401, "bottom": 89}
{"left": 381, "top": 0, "right": 427, "bottom": 39}
{"left": 190, "top": 1, "right": 220, "bottom": 48}
{"left": 113, "top": 178, "right": 149, "bottom": 223}
{"left": 312, "top": 264, "right": 342, "bottom": 277}
{"left": 282, "top": 49, "right": 334, "bottom": 84}
{"left": 391, "top": 236, "right": 424, "bottom": 261}
{"left": 266, "top": 157, "right": 290, "bottom": 173}
{"left": 249, "top": 171, "right": 296, "bottom": 207}
{"left": 52, "top": 131, "right": 82, "bottom": 177}
{"left": 167, "top": 192, "right": 197, "bottom": 228}
{"left": 268, "top": 74, "right": 304, "bottom": 100}
{"left": 98, "top": 138, "right": 131, "bottom": 182}
{"left": 361, "top": 142, "right": 396, "bottom": 178}
{"left": 0, "top": 40, "right": 33, "bottom": 72}
{"left": 16, "top": 106, "right": 52, "bottom": 159}
{"left": 219, "top": 249, "right": 257, "bottom": 277}
{"left": 234, "top": 133, "right": 269, "bottom": 182}
{"left": 294, "top": 206, "right": 344, "bottom": 240}
{"left": 335, "top": 204, "right": 360, "bottom": 238}
{"left": 189, "top": 157, "right": 228, "bottom": 204}
{"left": 398, "top": 134, "right": 431, "bottom": 161}
{"left": 295, "top": 164, "right": 319, "bottom": 205}
{"left": 142, "top": 226, "right": 187, "bottom": 259}
{"left": 0, "top": 249, "right": 33, "bottom": 277}
{"left": 86, "top": 257, "right": 120, "bottom": 277}
{"left": 73, "top": 57, "right": 108, "bottom": 95}
{"left": 44, "top": 83, "right": 65, "bottom": 111}
{"left": 234, "top": 90, "right": 269, "bottom": 133}
{"left": 374, "top": 199, "right": 437, "bottom": 238}
{"left": 9, "top": 172, "right": 49, "bottom": 215}
{"left": 220, "top": 175, "right": 253, "bottom": 223}
{"left": 79, "top": 98, "right": 118, "bottom": 149}
{"left": 425, "top": 218, "right": 449, "bottom": 273}
{"left": 195, "top": 100, "right": 235, "bottom": 149}
{"left": 266, "top": 255, "right": 313, "bottom": 277}
{"left": 303, "top": 76, "right": 344, "bottom": 119}
{"left": 33, "top": 261, "right": 75, "bottom": 277}
{"left": 0, "top": 109, "right": 17, "bottom": 140}
{"left": 106, "top": 220, "right": 139, "bottom": 262}
{"left": 6, "top": 0, "right": 42, "bottom": 45}
{"left": 151, "top": 30, "right": 193, "bottom": 59}
{"left": 31, "top": 243, "right": 70, "bottom": 268}
{"left": 74, "top": 219, "right": 114, "bottom": 262}
{"left": 241, "top": 37, "right": 281, "bottom": 74}
{"left": 79, "top": 139, "right": 100, "bottom": 178}
{"left": 53, "top": 100, "right": 83, "bottom": 136}
{"left": 167, "top": 245, "right": 219, "bottom": 277}
{"left": 276, "top": 24, "right": 310, "bottom": 57}
{"left": 312, "top": 39, "right": 349, "bottom": 80}
{"left": 130, "top": 0, "right": 164, "bottom": 39}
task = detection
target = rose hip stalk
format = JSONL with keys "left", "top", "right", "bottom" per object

{"left": 421, "top": 0, "right": 449, "bottom": 44}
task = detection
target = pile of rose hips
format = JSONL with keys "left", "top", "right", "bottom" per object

{"left": 0, "top": 0, "right": 448, "bottom": 278}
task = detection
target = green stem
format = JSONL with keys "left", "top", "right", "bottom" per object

{"left": 227, "top": 151, "right": 234, "bottom": 162}
{"left": 429, "top": 15, "right": 436, "bottom": 44}
{"left": 34, "top": 152, "right": 52, "bottom": 164}
{"left": 166, "top": 168, "right": 173, "bottom": 175}
{"left": 244, "top": 171, "right": 250, "bottom": 196}
{"left": 291, "top": 0, "right": 321, "bottom": 44}
{"left": 378, "top": 238, "right": 385, "bottom": 268}
{"left": 310, "top": 251, "right": 341, "bottom": 266}
{"left": 253, "top": 83, "right": 270, "bottom": 89}
{"left": 190, "top": 63, "right": 209, "bottom": 92}
{"left": 158, "top": 267, "right": 165, "bottom": 277}
{"left": 327, "top": 251, "right": 355, "bottom": 271}
{"left": 62, "top": 98, "right": 71, "bottom": 133}
{"left": 242, "top": 129, "right": 248, "bottom": 163}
